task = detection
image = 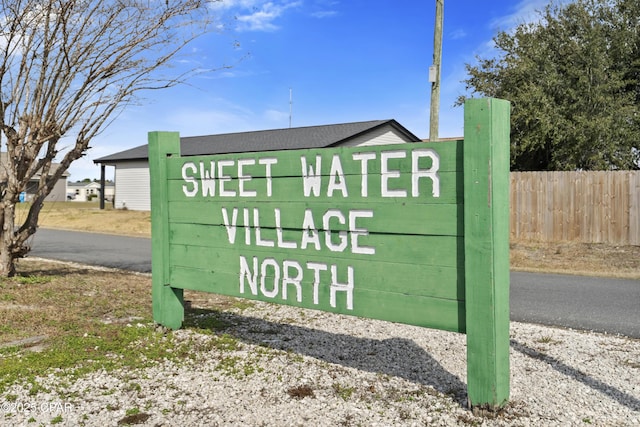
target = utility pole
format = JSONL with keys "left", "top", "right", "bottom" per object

{"left": 429, "top": 0, "right": 444, "bottom": 141}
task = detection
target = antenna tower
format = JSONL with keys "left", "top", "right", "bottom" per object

{"left": 289, "top": 88, "right": 293, "bottom": 128}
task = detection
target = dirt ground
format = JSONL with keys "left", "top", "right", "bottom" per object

{"left": 510, "top": 240, "right": 639, "bottom": 279}
{"left": 17, "top": 202, "right": 640, "bottom": 279}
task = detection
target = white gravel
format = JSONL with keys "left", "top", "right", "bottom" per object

{"left": 2, "top": 299, "right": 639, "bottom": 426}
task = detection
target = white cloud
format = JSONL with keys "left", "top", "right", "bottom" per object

{"left": 490, "top": 0, "right": 570, "bottom": 31}
{"left": 236, "top": 7, "right": 281, "bottom": 32}
{"left": 462, "top": 0, "right": 572, "bottom": 66}
{"left": 309, "top": 0, "right": 339, "bottom": 19}
{"left": 489, "top": 0, "right": 545, "bottom": 30}
{"left": 211, "top": 1, "right": 302, "bottom": 32}
{"left": 209, "top": 0, "right": 261, "bottom": 11}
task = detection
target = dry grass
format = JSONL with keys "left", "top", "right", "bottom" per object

{"left": 510, "top": 241, "right": 640, "bottom": 279}
{"left": 15, "top": 202, "right": 640, "bottom": 279}
{"left": 0, "top": 260, "right": 152, "bottom": 344}
{"left": 0, "top": 259, "right": 242, "bottom": 394}
{"left": 16, "top": 201, "right": 151, "bottom": 236}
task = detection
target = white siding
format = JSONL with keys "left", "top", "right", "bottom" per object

{"left": 114, "top": 161, "right": 151, "bottom": 211}
{"left": 338, "top": 125, "right": 413, "bottom": 147}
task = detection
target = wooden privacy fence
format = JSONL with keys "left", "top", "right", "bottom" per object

{"left": 511, "top": 171, "right": 640, "bottom": 245}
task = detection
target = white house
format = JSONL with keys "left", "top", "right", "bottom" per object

{"left": 94, "top": 120, "right": 421, "bottom": 211}
{"left": 67, "top": 181, "right": 115, "bottom": 202}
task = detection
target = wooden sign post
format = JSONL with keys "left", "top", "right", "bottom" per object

{"left": 463, "top": 98, "right": 511, "bottom": 408}
{"left": 149, "top": 98, "right": 510, "bottom": 408}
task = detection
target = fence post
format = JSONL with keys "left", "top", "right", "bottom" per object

{"left": 149, "top": 131, "right": 184, "bottom": 329}
{"left": 463, "top": 98, "right": 511, "bottom": 408}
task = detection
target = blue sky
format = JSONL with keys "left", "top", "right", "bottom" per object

{"left": 69, "top": 0, "right": 556, "bottom": 180}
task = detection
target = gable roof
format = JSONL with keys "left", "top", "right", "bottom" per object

{"left": 68, "top": 181, "right": 113, "bottom": 189}
{"left": 0, "top": 152, "right": 70, "bottom": 178}
{"left": 94, "top": 120, "right": 420, "bottom": 164}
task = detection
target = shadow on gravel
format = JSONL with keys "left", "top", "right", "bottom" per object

{"left": 511, "top": 339, "right": 640, "bottom": 412}
{"left": 184, "top": 306, "right": 469, "bottom": 407}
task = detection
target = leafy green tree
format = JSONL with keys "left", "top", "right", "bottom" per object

{"left": 459, "top": 0, "right": 640, "bottom": 171}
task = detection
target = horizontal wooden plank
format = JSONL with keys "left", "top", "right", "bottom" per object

{"left": 166, "top": 140, "right": 463, "bottom": 179}
{"left": 170, "top": 265, "right": 465, "bottom": 333}
{"left": 167, "top": 170, "right": 462, "bottom": 204}
{"left": 167, "top": 202, "right": 463, "bottom": 236}
{"left": 166, "top": 141, "right": 463, "bottom": 205}
{"left": 168, "top": 227, "right": 464, "bottom": 268}
{"left": 168, "top": 249, "right": 464, "bottom": 300}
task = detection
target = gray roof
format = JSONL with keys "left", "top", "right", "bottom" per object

{"left": 0, "top": 152, "right": 70, "bottom": 178}
{"left": 94, "top": 120, "right": 420, "bottom": 164}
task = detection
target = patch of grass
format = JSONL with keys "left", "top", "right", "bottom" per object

{"left": 2, "top": 261, "right": 153, "bottom": 344}
{"left": 207, "top": 334, "right": 241, "bottom": 352}
{"left": 125, "top": 407, "right": 140, "bottom": 416}
{"left": 0, "top": 323, "right": 195, "bottom": 393}
{"left": 27, "top": 380, "right": 50, "bottom": 396}
{"left": 0, "top": 293, "right": 16, "bottom": 301}
{"left": 215, "top": 356, "right": 242, "bottom": 376}
{"left": 14, "top": 275, "right": 53, "bottom": 285}
{"left": 535, "top": 336, "right": 561, "bottom": 345}
{"left": 332, "top": 383, "right": 355, "bottom": 401}
{"left": 230, "top": 299, "right": 256, "bottom": 311}
{"left": 288, "top": 352, "right": 305, "bottom": 363}
{"left": 183, "top": 308, "right": 232, "bottom": 331}
{"left": 242, "top": 363, "right": 261, "bottom": 376}
{"left": 0, "top": 260, "right": 224, "bottom": 394}
{"left": 211, "top": 349, "right": 264, "bottom": 378}
{"left": 126, "top": 383, "right": 142, "bottom": 394}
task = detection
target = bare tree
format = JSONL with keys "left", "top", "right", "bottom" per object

{"left": 0, "top": 0, "right": 219, "bottom": 276}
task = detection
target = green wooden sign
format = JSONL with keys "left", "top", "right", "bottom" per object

{"left": 150, "top": 98, "right": 510, "bottom": 408}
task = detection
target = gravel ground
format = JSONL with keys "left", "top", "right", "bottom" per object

{"left": 2, "top": 300, "right": 639, "bottom": 426}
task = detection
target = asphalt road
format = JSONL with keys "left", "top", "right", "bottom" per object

{"left": 29, "top": 228, "right": 152, "bottom": 273}
{"left": 28, "top": 228, "right": 640, "bottom": 338}
{"left": 510, "top": 271, "right": 639, "bottom": 338}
